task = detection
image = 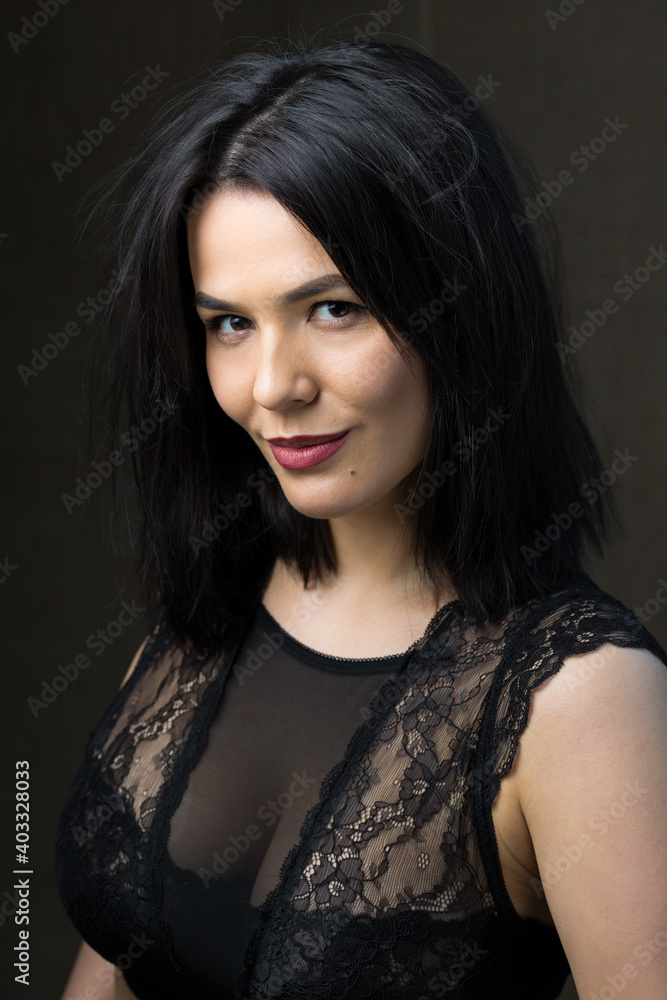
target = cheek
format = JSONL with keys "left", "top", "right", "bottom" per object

{"left": 364, "top": 351, "right": 431, "bottom": 465}
{"left": 205, "top": 348, "right": 249, "bottom": 422}
{"left": 350, "top": 340, "right": 429, "bottom": 427}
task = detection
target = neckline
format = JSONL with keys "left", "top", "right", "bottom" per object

{"left": 255, "top": 600, "right": 412, "bottom": 674}
{"left": 231, "top": 590, "right": 464, "bottom": 993}
{"left": 255, "top": 561, "right": 463, "bottom": 666}
{"left": 157, "top": 581, "right": 464, "bottom": 994}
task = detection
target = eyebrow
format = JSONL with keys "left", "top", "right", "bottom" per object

{"left": 193, "top": 273, "right": 355, "bottom": 313}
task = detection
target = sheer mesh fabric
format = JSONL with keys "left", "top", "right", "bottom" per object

{"left": 55, "top": 573, "right": 667, "bottom": 998}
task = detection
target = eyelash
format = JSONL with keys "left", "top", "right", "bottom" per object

{"left": 202, "top": 300, "right": 365, "bottom": 341}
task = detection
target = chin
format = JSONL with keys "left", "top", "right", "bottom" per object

{"left": 284, "top": 497, "right": 353, "bottom": 521}
{"left": 277, "top": 480, "right": 367, "bottom": 519}
{"left": 288, "top": 481, "right": 397, "bottom": 523}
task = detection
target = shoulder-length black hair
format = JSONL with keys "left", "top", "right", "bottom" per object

{"left": 80, "top": 34, "right": 623, "bottom": 654}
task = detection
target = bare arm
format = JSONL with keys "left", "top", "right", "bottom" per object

{"left": 516, "top": 642, "right": 667, "bottom": 999}
{"left": 59, "top": 636, "right": 149, "bottom": 999}
{"left": 59, "top": 939, "right": 117, "bottom": 1000}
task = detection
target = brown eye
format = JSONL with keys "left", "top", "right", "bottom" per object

{"left": 311, "top": 300, "right": 364, "bottom": 323}
{"left": 203, "top": 314, "right": 251, "bottom": 340}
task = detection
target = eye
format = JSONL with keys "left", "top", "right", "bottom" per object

{"left": 310, "top": 300, "right": 364, "bottom": 324}
{"left": 201, "top": 299, "right": 366, "bottom": 342}
{"left": 203, "top": 314, "right": 250, "bottom": 337}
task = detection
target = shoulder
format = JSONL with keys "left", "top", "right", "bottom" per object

{"left": 475, "top": 577, "right": 667, "bottom": 793}
{"left": 516, "top": 638, "right": 667, "bottom": 788}
{"left": 492, "top": 577, "right": 667, "bottom": 707}
{"left": 506, "top": 592, "right": 667, "bottom": 995}
{"left": 512, "top": 578, "right": 667, "bottom": 812}
{"left": 498, "top": 577, "right": 667, "bottom": 771}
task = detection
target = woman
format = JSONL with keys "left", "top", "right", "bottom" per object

{"left": 55, "top": 35, "right": 667, "bottom": 1000}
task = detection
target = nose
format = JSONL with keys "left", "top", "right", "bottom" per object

{"left": 251, "top": 322, "right": 319, "bottom": 410}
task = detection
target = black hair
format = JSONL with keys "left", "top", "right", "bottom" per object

{"left": 79, "top": 34, "right": 623, "bottom": 654}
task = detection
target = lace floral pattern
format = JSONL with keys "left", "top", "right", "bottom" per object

{"left": 55, "top": 579, "right": 667, "bottom": 999}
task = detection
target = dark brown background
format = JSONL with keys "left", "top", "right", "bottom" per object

{"left": 1, "top": 2, "right": 665, "bottom": 997}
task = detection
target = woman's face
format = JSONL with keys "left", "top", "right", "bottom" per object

{"left": 187, "top": 184, "right": 431, "bottom": 521}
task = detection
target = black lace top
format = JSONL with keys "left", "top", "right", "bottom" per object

{"left": 54, "top": 572, "right": 667, "bottom": 999}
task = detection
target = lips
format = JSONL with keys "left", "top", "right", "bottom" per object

{"left": 266, "top": 431, "right": 350, "bottom": 448}
{"left": 267, "top": 430, "right": 351, "bottom": 470}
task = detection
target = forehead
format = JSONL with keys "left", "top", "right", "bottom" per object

{"left": 186, "top": 185, "right": 334, "bottom": 281}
